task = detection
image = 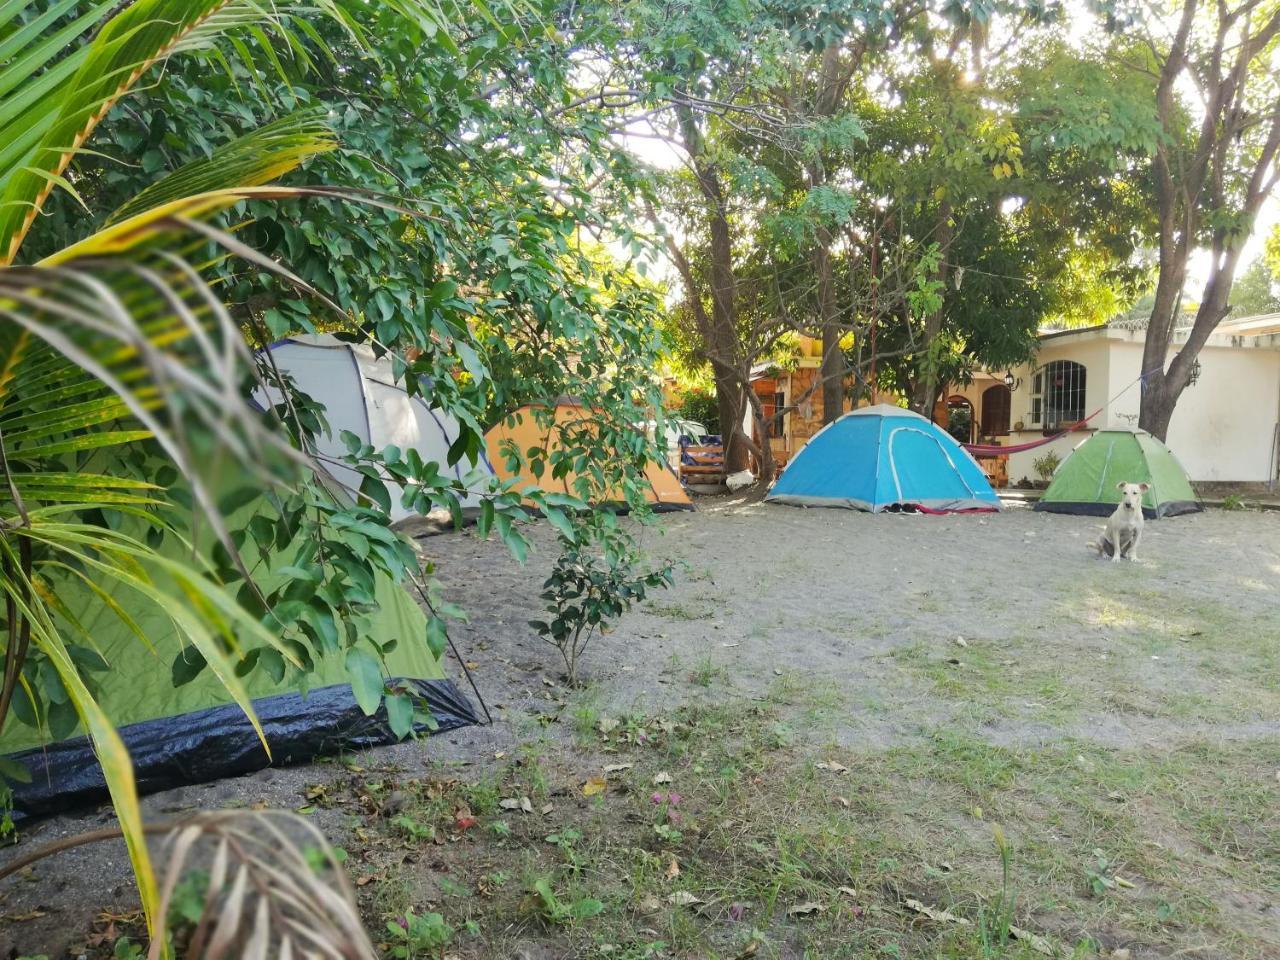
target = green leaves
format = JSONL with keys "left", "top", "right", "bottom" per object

{"left": 1, "top": 0, "right": 609, "bottom": 952}
{"left": 0, "top": 0, "right": 229, "bottom": 262}
{"left": 105, "top": 108, "right": 337, "bottom": 225}
{"left": 426, "top": 616, "right": 449, "bottom": 660}
{"left": 172, "top": 647, "right": 208, "bottom": 687}
{"left": 531, "top": 876, "right": 604, "bottom": 924}
{"left": 344, "top": 646, "right": 384, "bottom": 715}
{"left": 542, "top": 506, "right": 577, "bottom": 543}
{"left": 529, "top": 546, "right": 675, "bottom": 685}
{"left": 384, "top": 690, "right": 414, "bottom": 739}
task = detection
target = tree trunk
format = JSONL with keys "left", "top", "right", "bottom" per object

{"left": 674, "top": 98, "right": 752, "bottom": 472}
{"left": 811, "top": 44, "right": 849, "bottom": 425}
{"left": 1136, "top": 0, "right": 1280, "bottom": 438}
{"left": 741, "top": 384, "right": 778, "bottom": 484}
{"left": 816, "top": 236, "right": 845, "bottom": 423}
{"left": 706, "top": 190, "right": 752, "bottom": 472}
{"left": 1137, "top": 382, "right": 1177, "bottom": 441}
{"left": 1136, "top": 227, "right": 1186, "bottom": 439}
{"left": 1142, "top": 244, "right": 1243, "bottom": 440}
{"left": 1138, "top": 108, "right": 1192, "bottom": 441}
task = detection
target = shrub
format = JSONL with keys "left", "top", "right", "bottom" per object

{"left": 530, "top": 549, "right": 675, "bottom": 686}
{"left": 1032, "top": 450, "right": 1061, "bottom": 481}
{"left": 676, "top": 390, "right": 720, "bottom": 433}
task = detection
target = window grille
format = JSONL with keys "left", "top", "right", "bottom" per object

{"left": 1030, "top": 360, "right": 1085, "bottom": 429}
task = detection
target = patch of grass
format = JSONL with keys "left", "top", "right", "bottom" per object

{"left": 320, "top": 696, "right": 1280, "bottom": 960}
{"left": 892, "top": 638, "right": 1084, "bottom": 727}
{"left": 645, "top": 598, "right": 717, "bottom": 621}
{"left": 889, "top": 586, "right": 1280, "bottom": 729}
{"left": 568, "top": 689, "right": 601, "bottom": 741}
{"left": 690, "top": 654, "right": 724, "bottom": 688}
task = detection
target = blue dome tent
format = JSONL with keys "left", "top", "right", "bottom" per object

{"left": 765, "top": 405, "right": 1001, "bottom": 513}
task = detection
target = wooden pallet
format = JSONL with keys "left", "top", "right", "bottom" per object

{"left": 680, "top": 444, "right": 726, "bottom": 484}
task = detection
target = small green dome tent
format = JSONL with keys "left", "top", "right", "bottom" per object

{"left": 1033, "top": 429, "right": 1201, "bottom": 518}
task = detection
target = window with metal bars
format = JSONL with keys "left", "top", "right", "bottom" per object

{"left": 1030, "top": 360, "right": 1085, "bottom": 430}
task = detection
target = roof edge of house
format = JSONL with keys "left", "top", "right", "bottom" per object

{"left": 1036, "top": 322, "right": 1280, "bottom": 351}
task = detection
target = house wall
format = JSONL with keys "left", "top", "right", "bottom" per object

{"left": 996, "top": 331, "right": 1280, "bottom": 484}
{"left": 756, "top": 364, "right": 856, "bottom": 456}
{"left": 1109, "top": 340, "right": 1280, "bottom": 482}
{"left": 787, "top": 367, "right": 826, "bottom": 448}
{"left": 1003, "top": 335, "right": 1113, "bottom": 483}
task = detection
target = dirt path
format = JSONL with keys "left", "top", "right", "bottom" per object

{"left": 435, "top": 494, "right": 1280, "bottom": 751}
{"left": 4, "top": 497, "right": 1279, "bottom": 958}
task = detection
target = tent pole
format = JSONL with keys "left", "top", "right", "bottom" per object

{"left": 409, "top": 577, "right": 494, "bottom": 726}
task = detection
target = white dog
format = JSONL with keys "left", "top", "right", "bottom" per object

{"left": 1095, "top": 482, "right": 1149, "bottom": 562}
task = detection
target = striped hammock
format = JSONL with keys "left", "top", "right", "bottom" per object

{"left": 963, "top": 406, "right": 1104, "bottom": 458}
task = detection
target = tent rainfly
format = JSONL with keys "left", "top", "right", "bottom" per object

{"left": 1, "top": 474, "right": 479, "bottom": 820}
{"left": 1033, "top": 429, "right": 1202, "bottom": 518}
{"left": 254, "top": 335, "right": 495, "bottom": 522}
{"left": 485, "top": 400, "right": 694, "bottom": 512}
{"left": 766, "top": 404, "right": 1001, "bottom": 513}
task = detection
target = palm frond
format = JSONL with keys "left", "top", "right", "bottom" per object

{"left": 0, "top": 809, "right": 374, "bottom": 960}
{"left": 0, "top": 200, "right": 362, "bottom": 945}
{"left": 148, "top": 810, "right": 376, "bottom": 960}
{"left": 0, "top": 535, "right": 161, "bottom": 941}
{"left": 43, "top": 185, "right": 383, "bottom": 265}
{"left": 174, "top": 0, "right": 364, "bottom": 68}
{"left": 106, "top": 109, "right": 337, "bottom": 225}
{"left": 0, "top": 0, "right": 233, "bottom": 264}
{"left": 0, "top": 0, "right": 522, "bottom": 264}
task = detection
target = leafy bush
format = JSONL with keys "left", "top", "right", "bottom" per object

{"left": 530, "top": 547, "right": 675, "bottom": 686}
{"left": 386, "top": 910, "right": 454, "bottom": 959}
{"left": 676, "top": 390, "right": 720, "bottom": 434}
{"left": 1032, "top": 450, "right": 1061, "bottom": 481}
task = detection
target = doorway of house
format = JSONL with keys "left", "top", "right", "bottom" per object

{"left": 945, "top": 396, "right": 974, "bottom": 444}
{"left": 980, "top": 383, "right": 1012, "bottom": 438}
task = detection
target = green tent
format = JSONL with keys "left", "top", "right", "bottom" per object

{"left": 2, "top": 480, "right": 478, "bottom": 819}
{"left": 1033, "top": 429, "right": 1202, "bottom": 519}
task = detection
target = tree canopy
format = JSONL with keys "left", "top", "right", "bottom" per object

{"left": 1, "top": 0, "right": 676, "bottom": 925}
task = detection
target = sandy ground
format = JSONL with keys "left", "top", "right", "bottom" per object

{"left": 3, "top": 495, "right": 1280, "bottom": 956}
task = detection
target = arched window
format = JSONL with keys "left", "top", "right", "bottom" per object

{"left": 980, "top": 383, "right": 1011, "bottom": 436}
{"left": 944, "top": 395, "right": 974, "bottom": 444}
{"left": 1031, "top": 360, "right": 1086, "bottom": 429}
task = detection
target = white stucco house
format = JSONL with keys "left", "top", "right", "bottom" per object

{"left": 941, "top": 313, "right": 1280, "bottom": 486}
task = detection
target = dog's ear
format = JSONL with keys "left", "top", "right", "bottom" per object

{"left": 1138, "top": 483, "right": 1150, "bottom": 492}
{"left": 1116, "top": 481, "right": 1128, "bottom": 490}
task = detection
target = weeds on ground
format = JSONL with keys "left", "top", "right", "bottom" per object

{"left": 385, "top": 910, "right": 453, "bottom": 959}
{"left": 47, "top": 684, "right": 1262, "bottom": 959}
{"left": 290, "top": 692, "right": 1280, "bottom": 960}
{"left": 977, "top": 826, "right": 1016, "bottom": 958}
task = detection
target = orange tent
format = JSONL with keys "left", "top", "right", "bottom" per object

{"left": 485, "top": 401, "right": 693, "bottom": 512}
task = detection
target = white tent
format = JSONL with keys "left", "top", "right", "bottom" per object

{"left": 253, "top": 335, "right": 494, "bottom": 521}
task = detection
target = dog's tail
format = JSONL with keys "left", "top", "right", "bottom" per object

{"left": 1089, "top": 535, "right": 1114, "bottom": 558}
